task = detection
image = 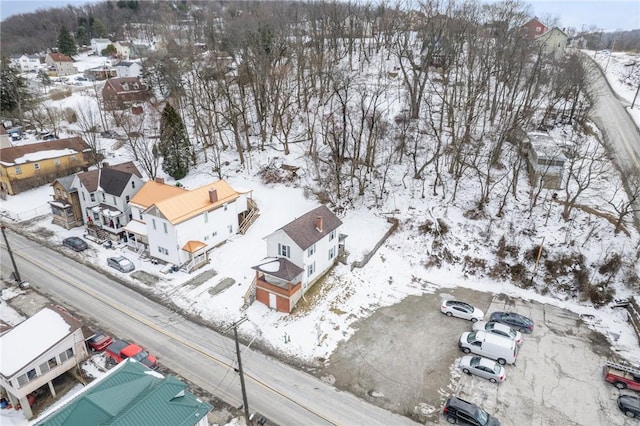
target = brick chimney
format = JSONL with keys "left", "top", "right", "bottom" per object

{"left": 209, "top": 188, "right": 218, "bottom": 203}
{"left": 316, "top": 216, "right": 323, "bottom": 232}
{"left": 155, "top": 177, "right": 164, "bottom": 184}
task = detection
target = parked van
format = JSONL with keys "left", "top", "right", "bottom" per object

{"left": 458, "top": 330, "right": 518, "bottom": 365}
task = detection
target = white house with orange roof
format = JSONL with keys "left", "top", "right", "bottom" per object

{"left": 125, "top": 177, "right": 258, "bottom": 271}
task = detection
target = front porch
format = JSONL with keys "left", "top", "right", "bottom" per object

{"left": 251, "top": 258, "right": 304, "bottom": 313}
{"left": 49, "top": 201, "right": 83, "bottom": 229}
{"left": 85, "top": 204, "right": 127, "bottom": 241}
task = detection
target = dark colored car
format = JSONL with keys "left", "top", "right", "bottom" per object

{"left": 62, "top": 236, "right": 88, "bottom": 252}
{"left": 618, "top": 395, "right": 640, "bottom": 418}
{"left": 86, "top": 332, "right": 114, "bottom": 351}
{"left": 443, "top": 396, "right": 501, "bottom": 425}
{"left": 489, "top": 311, "right": 534, "bottom": 333}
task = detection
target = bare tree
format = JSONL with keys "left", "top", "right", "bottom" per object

{"left": 604, "top": 168, "right": 640, "bottom": 234}
{"left": 74, "top": 99, "right": 101, "bottom": 166}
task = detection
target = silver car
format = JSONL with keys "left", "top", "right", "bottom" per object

{"left": 107, "top": 256, "right": 135, "bottom": 273}
{"left": 473, "top": 321, "right": 523, "bottom": 345}
{"left": 460, "top": 355, "right": 506, "bottom": 383}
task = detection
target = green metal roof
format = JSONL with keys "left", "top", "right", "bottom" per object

{"left": 36, "top": 360, "right": 212, "bottom": 426}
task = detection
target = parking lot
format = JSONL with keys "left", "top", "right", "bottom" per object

{"left": 324, "top": 289, "right": 636, "bottom": 425}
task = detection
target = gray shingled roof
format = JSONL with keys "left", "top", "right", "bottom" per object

{"left": 77, "top": 163, "right": 140, "bottom": 194}
{"left": 252, "top": 257, "right": 304, "bottom": 281}
{"left": 280, "top": 205, "right": 342, "bottom": 250}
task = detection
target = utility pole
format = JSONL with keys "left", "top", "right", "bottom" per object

{"left": 604, "top": 37, "right": 618, "bottom": 73}
{"left": 1, "top": 225, "right": 22, "bottom": 283}
{"left": 227, "top": 317, "right": 250, "bottom": 425}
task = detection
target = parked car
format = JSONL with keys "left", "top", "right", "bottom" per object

{"left": 441, "top": 300, "right": 484, "bottom": 322}
{"left": 86, "top": 331, "right": 114, "bottom": 351}
{"left": 460, "top": 355, "right": 506, "bottom": 383}
{"left": 603, "top": 361, "right": 640, "bottom": 391}
{"left": 617, "top": 395, "right": 640, "bottom": 418}
{"left": 459, "top": 330, "right": 518, "bottom": 365}
{"left": 107, "top": 256, "right": 135, "bottom": 273}
{"left": 489, "top": 311, "right": 534, "bottom": 333}
{"left": 443, "top": 396, "right": 501, "bottom": 425}
{"left": 472, "top": 321, "right": 523, "bottom": 345}
{"left": 62, "top": 237, "right": 88, "bottom": 252}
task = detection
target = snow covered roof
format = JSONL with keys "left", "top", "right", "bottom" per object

{"left": 0, "top": 307, "right": 82, "bottom": 377}
{"left": 124, "top": 219, "right": 147, "bottom": 236}
{"left": 252, "top": 257, "right": 304, "bottom": 281}
{"left": 526, "top": 132, "right": 566, "bottom": 161}
{"left": 0, "top": 137, "right": 90, "bottom": 166}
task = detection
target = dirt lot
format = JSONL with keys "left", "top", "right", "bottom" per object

{"left": 324, "top": 289, "right": 635, "bottom": 425}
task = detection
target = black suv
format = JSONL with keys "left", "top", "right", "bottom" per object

{"left": 443, "top": 396, "right": 501, "bottom": 425}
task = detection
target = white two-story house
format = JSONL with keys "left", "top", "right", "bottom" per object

{"left": 252, "top": 205, "right": 343, "bottom": 313}
{"left": 73, "top": 162, "right": 144, "bottom": 241}
{"left": 126, "top": 178, "right": 257, "bottom": 271}
{"left": 0, "top": 307, "right": 88, "bottom": 420}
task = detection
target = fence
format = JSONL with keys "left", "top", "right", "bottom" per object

{"left": 351, "top": 217, "right": 399, "bottom": 270}
{"left": 0, "top": 204, "right": 50, "bottom": 222}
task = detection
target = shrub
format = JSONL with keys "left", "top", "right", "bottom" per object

{"left": 598, "top": 253, "right": 621, "bottom": 276}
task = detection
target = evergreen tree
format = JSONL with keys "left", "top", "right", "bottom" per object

{"left": 75, "top": 25, "right": 90, "bottom": 47}
{"left": 92, "top": 18, "right": 108, "bottom": 38}
{"left": 159, "top": 103, "right": 191, "bottom": 180}
{"left": 0, "top": 60, "right": 30, "bottom": 116}
{"left": 57, "top": 25, "right": 77, "bottom": 56}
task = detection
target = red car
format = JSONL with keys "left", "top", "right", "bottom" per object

{"left": 86, "top": 332, "right": 114, "bottom": 351}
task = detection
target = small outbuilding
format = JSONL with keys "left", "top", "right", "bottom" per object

{"left": 525, "top": 132, "right": 566, "bottom": 190}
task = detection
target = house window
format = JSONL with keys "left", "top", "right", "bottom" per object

{"left": 54, "top": 158, "right": 61, "bottom": 166}
{"left": 82, "top": 192, "right": 86, "bottom": 201}
{"left": 56, "top": 188, "right": 61, "bottom": 197}
{"left": 278, "top": 243, "right": 290, "bottom": 258}
{"left": 152, "top": 218, "right": 156, "bottom": 230}
{"left": 307, "top": 244, "right": 316, "bottom": 256}
{"left": 112, "top": 195, "right": 116, "bottom": 203}
{"left": 212, "top": 231, "right": 217, "bottom": 237}
{"left": 204, "top": 212, "right": 208, "bottom": 223}
{"left": 329, "top": 230, "right": 336, "bottom": 241}
{"left": 131, "top": 181, "right": 135, "bottom": 188}
{"left": 34, "top": 162, "right": 40, "bottom": 170}
{"left": 93, "top": 212, "right": 99, "bottom": 221}
{"left": 15, "top": 166, "right": 22, "bottom": 175}
{"left": 224, "top": 203, "right": 228, "bottom": 211}
{"left": 228, "top": 224, "right": 232, "bottom": 234}
{"left": 102, "top": 193, "right": 105, "bottom": 201}
{"left": 90, "top": 193, "right": 96, "bottom": 202}
{"left": 204, "top": 235, "right": 209, "bottom": 241}
{"left": 71, "top": 155, "right": 77, "bottom": 161}
{"left": 163, "top": 222, "right": 167, "bottom": 233}
{"left": 126, "top": 195, "right": 130, "bottom": 202}
{"left": 329, "top": 246, "right": 336, "bottom": 260}
{"left": 307, "top": 262, "right": 315, "bottom": 277}
{"left": 158, "top": 246, "right": 168, "bottom": 255}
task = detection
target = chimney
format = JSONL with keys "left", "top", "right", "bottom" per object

{"left": 316, "top": 216, "right": 323, "bottom": 232}
{"left": 155, "top": 177, "right": 164, "bottom": 184}
{"left": 209, "top": 188, "right": 218, "bottom": 203}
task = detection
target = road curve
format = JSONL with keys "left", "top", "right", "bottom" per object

{"left": 1, "top": 231, "right": 419, "bottom": 426}
{"left": 583, "top": 55, "right": 640, "bottom": 172}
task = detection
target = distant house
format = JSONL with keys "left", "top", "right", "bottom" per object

{"left": 44, "top": 53, "right": 76, "bottom": 76}
{"left": 0, "top": 137, "right": 94, "bottom": 196}
{"left": 0, "top": 307, "right": 88, "bottom": 420}
{"left": 90, "top": 38, "right": 112, "bottom": 54}
{"left": 34, "top": 359, "right": 212, "bottom": 426}
{"left": 113, "top": 41, "right": 132, "bottom": 60}
{"left": 252, "top": 205, "right": 344, "bottom": 313}
{"left": 72, "top": 162, "right": 144, "bottom": 241}
{"left": 114, "top": 61, "right": 142, "bottom": 78}
{"left": 101, "top": 77, "right": 149, "bottom": 110}
{"left": 126, "top": 178, "right": 258, "bottom": 271}
{"left": 536, "top": 27, "right": 568, "bottom": 59}
{"left": 10, "top": 54, "right": 41, "bottom": 73}
{"left": 522, "top": 17, "right": 547, "bottom": 39}
{"left": 525, "top": 132, "right": 566, "bottom": 190}
{"left": 49, "top": 175, "right": 83, "bottom": 229}
{"left": 84, "top": 65, "right": 117, "bottom": 81}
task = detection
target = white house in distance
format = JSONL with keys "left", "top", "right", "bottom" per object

{"left": 44, "top": 53, "right": 76, "bottom": 76}
{"left": 0, "top": 307, "right": 88, "bottom": 420}
{"left": 11, "top": 54, "right": 41, "bottom": 73}
{"left": 90, "top": 38, "right": 112, "bottom": 54}
{"left": 252, "top": 205, "right": 343, "bottom": 313}
{"left": 114, "top": 61, "right": 142, "bottom": 78}
{"left": 536, "top": 27, "right": 568, "bottom": 59}
{"left": 126, "top": 178, "right": 258, "bottom": 272}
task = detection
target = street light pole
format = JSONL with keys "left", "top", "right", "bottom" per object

{"left": 1, "top": 225, "right": 22, "bottom": 283}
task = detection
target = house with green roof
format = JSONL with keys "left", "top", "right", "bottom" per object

{"left": 35, "top": 359, "right": 212, "bottom": 426}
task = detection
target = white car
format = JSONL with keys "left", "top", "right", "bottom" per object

{"left": 440, "top": 300, "right": 484, "bottom": 322}
{"left": 459, "top": 355, "right": 506, "bottom": 383}
{"left": 473, "top": 321, "right": 523, "bottom": 345}
{"left": 107, "top": 256, "right": 135, "bottom": 273}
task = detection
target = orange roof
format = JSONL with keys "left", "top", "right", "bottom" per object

{"left": 154, "top": 180, "right": 240, "bottom": 224}
{"left": 182, "top": 240, "right": 206, "bottom": 253}
{"left": 129, "top": 180, "right": 187, "bottom": 209}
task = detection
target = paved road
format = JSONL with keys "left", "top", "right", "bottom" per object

{"left": 0, "top": 230, "right": 418, "bottom": 426}
{"left": 584, "top": 55, "right": 640, "bottom": 172}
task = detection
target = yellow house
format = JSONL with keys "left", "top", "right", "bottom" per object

{"left": 0, "top": 137, "right": 94, "bottom": 196}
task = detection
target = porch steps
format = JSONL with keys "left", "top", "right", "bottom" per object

{"left": 239, "top": 207, "right": 260, "bottom": 235}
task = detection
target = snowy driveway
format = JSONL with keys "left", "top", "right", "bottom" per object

{"left": 324, "top": 290, "right": 630, "bottom": 425}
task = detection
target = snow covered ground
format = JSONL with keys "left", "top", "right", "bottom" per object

{"left": 2, "top": 46, "right": 640, "bottom": 424}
